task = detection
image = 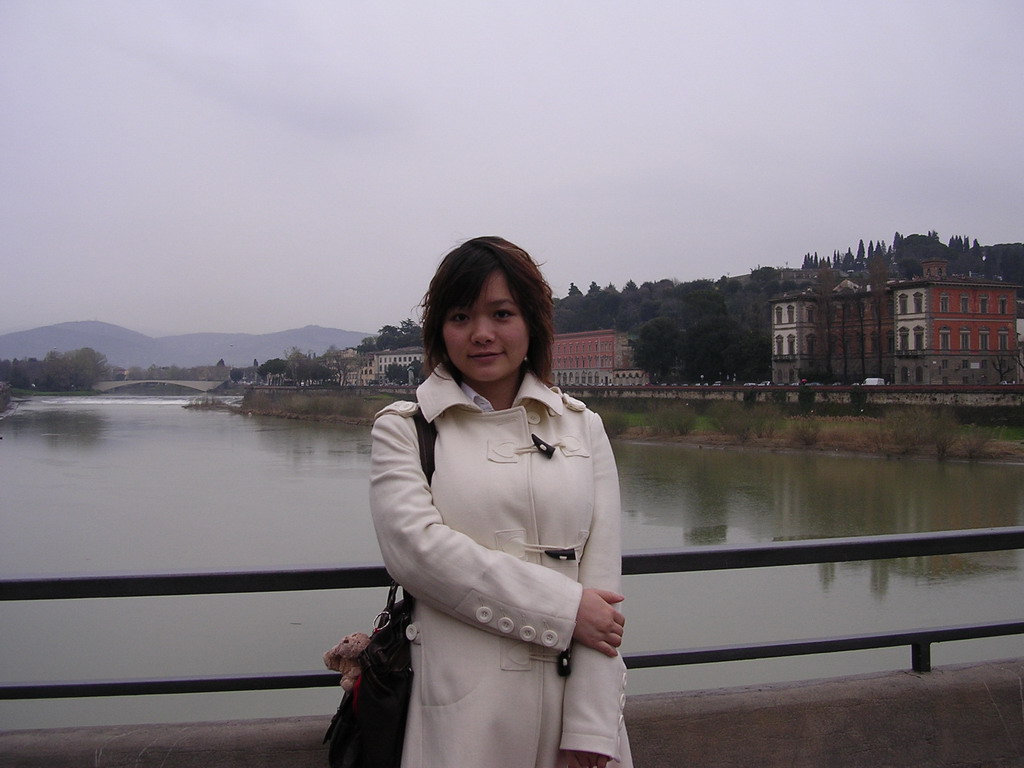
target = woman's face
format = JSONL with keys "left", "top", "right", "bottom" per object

{"left": 442, "top": 270, "right": 530, "bottom": 409}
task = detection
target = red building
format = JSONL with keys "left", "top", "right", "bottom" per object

{"left": 893, "top": 259, "right": 1018, "bottom": 384}
{"left": 770, "top": 259, "right": 1019, "bottom": 384}
{"left": 551, "top": 329, "right": 646, "bottom": 387}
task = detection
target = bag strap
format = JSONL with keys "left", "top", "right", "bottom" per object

{"left": 387, "top": 409, "right": 435, "bottom": 610}
{"left": 412, "top": 409, "right": 437, "bottom": 486}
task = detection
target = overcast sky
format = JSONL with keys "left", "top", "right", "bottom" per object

{"left": 3, "top": 1, "right": 1022, "bottom": 337}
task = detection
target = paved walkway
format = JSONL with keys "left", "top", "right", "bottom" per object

{"left": 2, "top": 659, "right": 1023, "bottom": 767}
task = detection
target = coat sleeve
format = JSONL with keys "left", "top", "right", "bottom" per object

{"left": 370, "top": 410, "right": 583, "bottom": 651}
{"left": 559, "top": 410, "right": 629, "bottom": 761}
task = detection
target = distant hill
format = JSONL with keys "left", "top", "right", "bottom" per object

{"left": 0, "top": 321, "right": 373, "bottom": 368}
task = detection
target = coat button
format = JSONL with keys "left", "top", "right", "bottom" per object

{"left": 527, "top": 411, "right": 541, "bottom": 424}
{"left": 497, "top": 617, "right": 515, "bottom": 634}
{"left": 519, "top": 625, "right": 537, "bottom": 642}
{"left": 406, "top": 624, "right": 419, "bottom": 641}
{"left": 541, "top": 630, "right": 558, "bottom": 647}
{"left": 475, "top": 606, "right": 493, "bottom": 623}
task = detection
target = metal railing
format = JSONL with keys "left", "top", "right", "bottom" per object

{"left": 2, "top": 526, "right": 1023, "bottom": 700}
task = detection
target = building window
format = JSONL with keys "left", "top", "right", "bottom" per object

{"left": 787, "top": 305, "right": 795, "bottom": 323}
{"left": 787, "top": 335, "right": 795, "bottom": 355}
{"left": 939, "top": 328, "right": 951, "bottom": 350}
{"left": 980, "top": 296, "right": 989, "bottom": 314}
{"left": 960, "top": 329, "right": 970, "bottom": 350}
{"left": 774, "top": 306, "right": 783, "bottom": 325}
{"left": 960, "top": 295, "right": 969, "bottom": 313}
{"left": 999, "top": 329, "right": 1009, "bottom": 351}
{"left": 901, "top": 366, "right": 910, "bottom": 383}
{"left": 898, "top": 294, "right": 908, "bottom": 314}
{"left": 913, "top": 293, "right": 923, "bottom": 313}
{"left": 898, "top": 328, "right": 909, "bottom": 351}
{"left": 806, "top": 307, "right": 815, "bottom": 324}
{"left": 979, "top": 329, "right": 989, "bottom": 351}
{"left": 999, "top": 296, "right": 1008, "bottom": 314}
{"left": 913, "top": 328, "right": 924, "bottom": 350}
{"left": 775, "top": 336, "right": 783, "bottom": 355}
{"left": 940, "top": 294, "right": 950, "bottom": 312}
{"left": 807, "top": 335, "right": 816, "bottom": 355}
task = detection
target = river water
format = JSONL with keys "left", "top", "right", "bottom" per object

{"left": 1, "top": 396, "right": 1022, "bottom": 729}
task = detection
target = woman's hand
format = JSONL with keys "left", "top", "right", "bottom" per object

{"left": 564, "top": 749, "right": 611, "bottom": 767}
{"left": 572, "top": 588, "right": 625, "bottom": 657}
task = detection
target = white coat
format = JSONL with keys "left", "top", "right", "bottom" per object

{"left": 370, "top": 369, "right": 632, "bottom": 768}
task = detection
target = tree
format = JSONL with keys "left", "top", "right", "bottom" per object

{"left": 384, "top": 363, "right": 415, "bottom": 385}
{"left": 258, "top": 358, "right": 289, "bottom": 384}
{"left": 67, "top": 348, "right": 109, "bottom": 389}
{"left": 372, "top": 319, "right": 422, "bottom": 351}
{"left": 322, "top": 346, "right": 361, "bottom": 386}
{"left": 633, "top": 317, "right": 684, "bottom": 383}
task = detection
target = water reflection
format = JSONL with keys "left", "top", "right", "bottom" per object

{"left": 613, "top": 440, "right": 1024, "bottom": 594}
{"left": 250, "top": 417, "right": 373, "bottom": 478}
{"left": 7, "top": 403, "right": 107, "bottom": 448}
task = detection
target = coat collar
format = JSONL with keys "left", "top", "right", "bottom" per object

{"left": 416, "top": 366, "right": 565, "bottom": 423}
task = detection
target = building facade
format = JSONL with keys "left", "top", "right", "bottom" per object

{"left": 370, "top": 347, "right": 425, "bottom": 385}
{"left": 551, "top": 329, "right": 646, "bottom": 387}
{"left": 770, "top": 260, "right": 1019, "bottom": 384}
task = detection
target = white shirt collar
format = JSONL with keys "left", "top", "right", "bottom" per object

{"left": 458, "top": 381, "right": 495, "bottom": 412}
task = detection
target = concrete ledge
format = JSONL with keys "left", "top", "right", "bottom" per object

{"left": 627, "top": 658, "right": 1024, "bottom": 768}
{"left": 2, "top": 659, "right": 1023, "bottom": 767}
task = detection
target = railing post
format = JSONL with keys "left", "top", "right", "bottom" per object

{"left": 912, "top": 642, "right": 932, "bottom": 672}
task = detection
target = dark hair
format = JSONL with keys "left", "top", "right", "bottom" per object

{"left": 421, "top": 236, "right": 554, "bottom": 385}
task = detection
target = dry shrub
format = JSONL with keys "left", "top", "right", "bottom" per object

{"left": 749, "top": 405, "right": 784, "bottom": 438}
{"left": 598, "top": 407, "right": 631, "bottom": 438}
{"left": 787, "top": 417, "right": 822, "bottom": 447}
{"left": 878, "top": 409, "right": 924, "bottom": 454}
{"left": 921, "top": 410, "right": 959, "bottom": 460}
{"left": 959, "top": 426, "right": 993, "bottom": 459}
{"left": 708, "top": 401, "right": 753, "bottom": 442}
{"left": 653, "top": 403, "right": 698, "bottom": 436}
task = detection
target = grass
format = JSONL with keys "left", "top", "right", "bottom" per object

{"left": 590, "top": 397, "right": 1023, "bottom": 462}
{"left": 241, "top": 390, "right": 399, "bottom": 422}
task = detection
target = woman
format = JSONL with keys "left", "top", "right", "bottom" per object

{"left": 370, "top": 236, "right": 632, "bottom": 768}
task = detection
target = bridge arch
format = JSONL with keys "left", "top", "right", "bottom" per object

{"left": 94, "top": 380, "right": 229, "bottom": 394}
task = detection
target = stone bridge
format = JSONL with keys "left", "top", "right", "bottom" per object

{"left": 95, "top": 380, "right": 229, "bottom": 394}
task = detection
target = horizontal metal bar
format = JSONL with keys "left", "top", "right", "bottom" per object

{"left": 624, "top": 619, "right": 1024, "bottom": 669}
{"left": 622, "top": 526, "right": 1024, "bottom": 575}
{"left": 3, "top": 527, "right": 1023, "bottom": 601}
{"left": 4, "top": 620, "right": 1021, "bottom": 700}
{"left": 0, "top": 672, "right": 340, "bottom": 700}
{"left": 0, "top": 564, "right": 393, "bottom": 601}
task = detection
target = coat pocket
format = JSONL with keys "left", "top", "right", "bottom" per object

{"left": 415, "top": 608, "right": 492, "bottom": 707}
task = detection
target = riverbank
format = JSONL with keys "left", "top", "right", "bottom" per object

{"left": 234, "top": 387, "right": 1024, "bottom": 464}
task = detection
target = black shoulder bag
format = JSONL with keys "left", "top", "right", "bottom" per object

{"left": 324, "top": 410, "right": 436, "bottom": 768}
